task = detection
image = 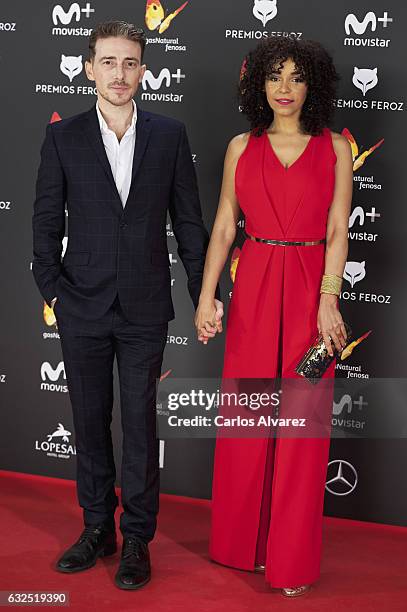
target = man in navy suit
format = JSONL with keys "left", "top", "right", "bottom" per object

{"left": 32, "top": 21, "right": 223, "bottom": 590}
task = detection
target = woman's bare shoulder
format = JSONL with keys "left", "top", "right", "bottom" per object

{"left": 329, "top": 130, "right": 352, "bottom": 157}
{"left": 226, "top": 131, "right": 251, "bottom": 161}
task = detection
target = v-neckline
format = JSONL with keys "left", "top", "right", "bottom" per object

{"left": 265, "top": 131, "right": 314, "bottom": 171}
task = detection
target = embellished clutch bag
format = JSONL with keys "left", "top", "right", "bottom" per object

{"left": 295, "top": 322, "right": 352, "bottom": 384}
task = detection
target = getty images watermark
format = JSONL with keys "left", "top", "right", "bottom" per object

{"left": 155, "top": 376, "right": 407, "bottom": 439}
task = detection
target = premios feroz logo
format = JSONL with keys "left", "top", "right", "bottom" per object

{"left": 335, "top": 66, "right": 403, "bottom": 113}
{"left": 0, "top": 199, "right": 11, "bottom": 211}
{"left": 0, "top": 21, "right": 16, "bottom": 32}
{"left": 341, "top": 261, "right": 391, "bottom": 305}
{"left": 35, "top": 53, "right": 96, "bottom": 95}
{"left": 225, "top": 0, "right": 302, "bottom": 41}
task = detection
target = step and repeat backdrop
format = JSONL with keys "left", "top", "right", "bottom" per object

{"left": 1, "top": 1, "right": 406, "bottom": 526}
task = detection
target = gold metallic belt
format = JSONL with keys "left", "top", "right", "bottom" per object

{"left": 245, "top": 232, "right": 326, "bottom": 246}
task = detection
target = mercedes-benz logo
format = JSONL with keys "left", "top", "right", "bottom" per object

{"left": 326, "top": 459, "right": 358, "bottom": 496}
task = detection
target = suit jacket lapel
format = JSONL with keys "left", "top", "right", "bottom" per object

{"left": 83, "top": 103, "right": 152, "bottom": 213}
{"left": 83, "top": 105, "right": 123, "bottom": 212}
{"left": 130, "top": 108, "right": 152, "bottom": 190}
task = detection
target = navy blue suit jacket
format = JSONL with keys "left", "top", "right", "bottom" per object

{"left": 32, "top": 103, "right": 221, "bottom": 323}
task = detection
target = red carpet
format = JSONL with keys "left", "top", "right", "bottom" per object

{"left": 1, "top": 470, "right": 406, "bottom": 611}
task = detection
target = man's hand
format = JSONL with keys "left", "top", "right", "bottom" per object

{"left": 195, "top": 298, "right": 224, "bottom": 345}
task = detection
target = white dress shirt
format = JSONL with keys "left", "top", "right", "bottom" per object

{"left": 95, "top": 98, "right": 137, "bottom": 207}
{"left": 51, "top": 100, "right": 137, "bottom": 308}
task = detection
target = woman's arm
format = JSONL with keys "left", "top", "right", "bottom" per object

{"left": 318, "top": 131, "right": 353, "bottom": 355}
{"left": 194, "top": 132, "right": 249, "bottom": 343}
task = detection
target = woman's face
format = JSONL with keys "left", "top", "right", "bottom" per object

{"left": 264, "top": 57, "right": 308, "bottom": 117}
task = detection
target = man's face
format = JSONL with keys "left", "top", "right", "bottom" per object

{"left": 85, "top": 36, "right": 146, "bottom": 107}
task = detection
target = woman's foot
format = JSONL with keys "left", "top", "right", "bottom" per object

{"left": 281, "top": 585, "right": 310, "bottom": 597}
{"left": 254, "top": 564, "right": 265, "bottom": 573}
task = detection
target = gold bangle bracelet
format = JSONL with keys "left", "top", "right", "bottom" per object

{"left": 320, "top": 274, "right": 342, "bottom": 295}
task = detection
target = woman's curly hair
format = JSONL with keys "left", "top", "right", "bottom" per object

{"left": 239, "top": 37, "right": 340, "bottom": 137}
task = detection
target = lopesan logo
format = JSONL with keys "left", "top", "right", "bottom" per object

{"left": 40, "top": 361, "right": 68, "bottom": 393}
{"left": 344, "top": 10, "right": 393, "bottom": 47}
{"left": 35, "top": 423, "right": 76, "bottom": 459}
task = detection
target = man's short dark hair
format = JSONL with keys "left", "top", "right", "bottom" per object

{"left": 89, "top": 21, "right": 146, "bottom": 62}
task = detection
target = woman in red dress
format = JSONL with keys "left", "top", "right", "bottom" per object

{"left": 195, "top": 38, "right": 353, "bottom": 597}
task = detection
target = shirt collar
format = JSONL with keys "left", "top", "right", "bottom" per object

{"left": 96, "top": 99, "right": 137, "bottom": 135}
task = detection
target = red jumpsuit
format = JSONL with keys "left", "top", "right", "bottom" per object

{"left": 209, "top": 127, "right": 337, "bottom": 588}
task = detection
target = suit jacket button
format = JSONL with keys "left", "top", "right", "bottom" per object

{"left": 120, "top": 222, "right": 127, "bottom": 229}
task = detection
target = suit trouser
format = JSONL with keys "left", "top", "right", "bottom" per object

{"left": 54, "top": 293, "right": 168, "bottom": 541}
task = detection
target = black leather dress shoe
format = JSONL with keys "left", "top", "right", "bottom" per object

{"left": 56, "top": 525, "right": 117, "bottom": 573}
{"left": 115, "top": 537, "right": 151, "bottom": 590}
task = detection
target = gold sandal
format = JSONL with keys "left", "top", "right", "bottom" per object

{"left": 281, "top": 585, "right": 310, "bottom": 597}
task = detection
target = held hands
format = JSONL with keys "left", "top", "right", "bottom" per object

{"left": 317, "top": 293, "right": 348, "bottom": 357}
{"left": 195, "top": 298, "right": 224, "bottom": 345}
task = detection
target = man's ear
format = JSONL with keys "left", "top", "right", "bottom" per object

{"left": 85, "top": 59, "right": 95, "bottom": 81}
